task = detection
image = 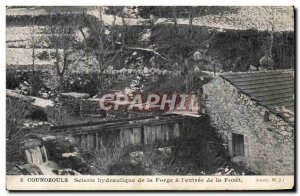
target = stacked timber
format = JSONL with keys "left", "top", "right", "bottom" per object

{"left": 80, "top": 99, "right": 106, "bottom": 117}
{"left": 58, "top": 92, "right": 90, "bottom": 115}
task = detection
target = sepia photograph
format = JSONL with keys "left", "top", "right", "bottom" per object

{"left": 5, "top": 5, "right": 295, "bottom": 191}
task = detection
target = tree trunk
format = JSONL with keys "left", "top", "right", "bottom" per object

{"left": 269, "top": 32, "right": 273, "bottom": 57}
{"left": 29, "top": 49, "right": 35, "bottom": 95}
{"left": 59, "top": 75, "right": 64, "bottom": 93}
{"left": 98, "top": 73, "right": 103, "bottom": 91}
{"left": 282, "top": 32, "right": 287, "bottom": 69}
{"left": 267, "top": 31, "right": 274, "bottom": 70}
{"left": 112, "top": 14, "right": 116, "bottom": 50}
{"left": 32, "top": 47, "right": 35, "bottom": 71}
{"left": 121, "top": 12, "right": 127, "bottom": 50}
{"left": 184, "top": 58, "right": 189, "bottom": 93}
{"left": 269, "top": 8, "right": 276, "bottom": 69}
{"left": 188, "top": 7, "right": 193, "bottom": 39}
{"left": 30, "top": 16, "right": 35, "bottom": 95}
{"left": 172, "top": 7, "right": 178, "bottom": 35}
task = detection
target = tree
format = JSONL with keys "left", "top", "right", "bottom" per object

{"left": 48, "top": 9, "right": 84, "bottom": 93}
{"left": 6, "top": 97, "right": 29, "bottom": 163}
{"left": 111, "top": 7, "right": 117, "bottom": 50}
{"left": 27, "top": 15, "right": 38, "bottom": 95}
{"left": 119, "top": 7, "right": 127, "bottom": 49}
{"left": 19, "top": 15, "right": 42, "bottom": 96}
{"left": 172, "top": 6, "right": 178, "bottom": 35}
{"left": 188, "top": 7, "right": 194, "bottom": 39}
{"left": 154, "top": 6, "right": 220, "bottom": 92}
{"left": 79, "top": 7, "right": 127, "bottom": 90}
{"left": 28, "top": 15, "right": 36, "bottom": 72}
{"left": 267, "top": 7, "right": 276, "bottom": 59}
{"left": 259, "top": 7, "right": 277, "bottom": 70}
{"left": 106, "top": 6, "right": 126, "bottom": 50}
{"left": 6, "top": 98, "right": 28, "bottom": 140}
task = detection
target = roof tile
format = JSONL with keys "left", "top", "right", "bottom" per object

{"left": 220, "top": 70, "right": 294, "bottom": 125}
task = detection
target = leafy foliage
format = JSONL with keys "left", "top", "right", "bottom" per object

{"left": 6, "top": 98, "right": 31, "bottom": 165}
{"left": 63, "top": 73, "right": 101, "bottom": 96}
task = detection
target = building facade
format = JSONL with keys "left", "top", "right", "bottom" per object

{"left": 203, "top": 70, "right": 294, "bottom": 175}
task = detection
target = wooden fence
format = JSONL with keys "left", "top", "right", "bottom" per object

{"left": 50, "top": 114, "right": 208, "bottom": 152}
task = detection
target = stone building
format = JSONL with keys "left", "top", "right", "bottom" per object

{"left": 203, "top": 70, "right": 294, "bottom": 175}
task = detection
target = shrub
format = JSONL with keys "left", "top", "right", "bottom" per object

{"left": 63, "top": 73, "right": 101, "bottom": 97}
{"left": 6, "top": 70, "right": 23, "bottom": 89}
{"left": 87, "top": 142, "right": 124, "bottom": 175}
{"left": 43, "top": 136, "right": 78, "bottom": 163}
{"left": 6, "top": 98, "right": 30, "bottom": 165}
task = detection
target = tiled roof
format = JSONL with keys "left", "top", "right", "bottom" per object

{"left": 220, "top": 70, "right": 294, "bottom": 126}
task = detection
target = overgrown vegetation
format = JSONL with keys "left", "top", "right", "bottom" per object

{"left": 6, "top": 98, "right": 30, "bottom": 168}
{"left": 6, "top": 6, "right": 293, "bottom": 175}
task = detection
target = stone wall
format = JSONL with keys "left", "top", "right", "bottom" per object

{"left": 203, "top": 76, "right": 294, "bottom": 175}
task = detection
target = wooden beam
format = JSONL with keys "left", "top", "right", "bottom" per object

{"left": 95, "top": 132, "right": 99, "bottom": 150}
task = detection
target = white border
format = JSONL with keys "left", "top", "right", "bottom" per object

{"left": 1, "top": 0, "right": 298, "bottom": 195}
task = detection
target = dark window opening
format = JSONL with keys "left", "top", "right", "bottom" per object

{"left": 264, "top": 111, "right": 270, "bottom": 122}
{"left": 232, "top": 133, "right": 244, "bottom": 157}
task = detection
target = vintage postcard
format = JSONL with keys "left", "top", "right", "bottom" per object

{"left": 6, "top": 6, "right": 295, "bottom": 191}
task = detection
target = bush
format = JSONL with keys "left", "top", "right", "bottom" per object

{"left": 6, "top": 70, "right": 23, "bottom": 89}
{"left": 63, "top": 73, "right": 100, "bottom": 96}
{"left": 43, "top": 136, "right": 78, "bottom": 163}
{"left": 6, "top": 98, "right": 30, "bottom": 167}
{"left": 7, "top": 70, "right": 56, "bottom": 98}
{"left": 86, "top": 142, "right": 124, "bottom": 175}
{"left": 24, "top": 107, "right": 48, "bottom": 121}
{"left": 108, "top": 158, "right": 152, "bottom": 175}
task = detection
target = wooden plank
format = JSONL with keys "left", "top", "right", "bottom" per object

{"left": 119, "top": 129, "right": 124, "bottom": 146}
{"left": 98, "top": 134, "right": 103, "bottom": 150}
{"left": 87, "top": 134, "right": 95, "bottom": 151}
{"left": 50, "top": 114, "right": 180, "bottom": 130}
{"left": 151, "top": 126, "right": 156, "bottom": 143}
{"left": 133, "top": 128, "right": 142, "bottom": 144}
{"left": 74, "top": 135, "right": 80, "bottom": 146}
{"left": 95, "top": 132, "right": 99, "bottom": 150}
{"left": 170, "top": 111, "right": 201, "bottom": 117}
{"left": 144, "top": 126, "right": 151, "bottom": 144}
{"left": 156, "top": 125, "right": 162, "bottom": 141}
{"left": 86, "top": 134, "right": 91, "bottom": 151}
{"left": 128, "top": 129, "right": 134, "bottom": 145}
{"left": 51, "top": 118, "right": 184, "bottom": 134}
{"left": 174, "top": 123, "right": 181, "bottom": 138}
{"left": 51, "top": 117, "right": 185, "bottom": 135}
{"left": 126, "top": 129, "right": 130, "bottom": 145}
{"left": 162, "top": 124, "right": 172, "bottom": 141}
{"left": 80, "top": 134, "right": 87, "bottom": 150}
